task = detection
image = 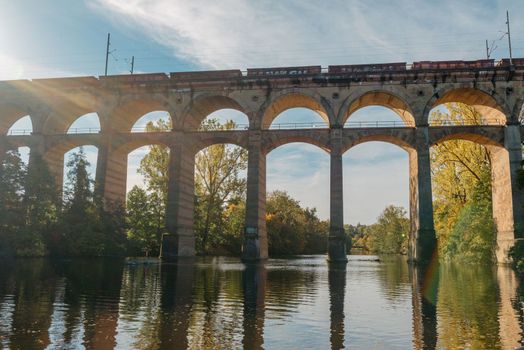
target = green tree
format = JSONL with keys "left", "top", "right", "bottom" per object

{"left": 220, "top": 200, "right": 246, "bottom": 255}
{"left": 364, "top": 205, "right": 409, "bottom": 254}
{"left": 430, "top": 103, "right": 493, "bottom": 261}
{"left": 135, "top": 117, "right": 248, "bottom": 255}
{"left": 0, "top": 150, "right": 26, "bottom": 255}
{"left": 138, "top": 118, "right": 171, "bottom": 205}
{"left": 18, "top": 152, "right": 60, "bottom": 256}
{"left": 195, "top": 119, "right": 247, "bottom": 253}
{"left": 126, "top": 185, "right": 163, "bottom": 256}
{"left": 266, "top": 190, "right": 328, "bottom": 255}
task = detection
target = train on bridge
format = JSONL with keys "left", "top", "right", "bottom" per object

{"left": 93, "top": 58, "right": 524, "bottom": 84}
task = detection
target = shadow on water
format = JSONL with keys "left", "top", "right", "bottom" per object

{"left": 411, "top": 260, "right": 439, "bottom": 350}
{"left": 328, "top": 263, "right": 347, "bottom": 350}
{"left": 242, "top": 263, "right": 266, "bottom": 350}
{"left": 158, "top": 260, "right": 195, "bottom": 350}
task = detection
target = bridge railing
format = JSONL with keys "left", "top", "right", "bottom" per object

{"left": 3, "top": 119, "right": 512, "bottom": 136}
{"left": 344, "top": 121, "right": 412, "bottom": 128}
{"left": 429, "top": 118, "right": 505, "bottom": 126}
{"left": 66, "top": 127, "right": 101, "bottom": 134}
{"left": 6, "top": 129, "right": 33, "bottom": 136}
{"left": 264, "top": 122, "right": 329, "bottom": 130}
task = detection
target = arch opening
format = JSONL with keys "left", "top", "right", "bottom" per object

{"left": 266, "top": 142, "right": 330, "bottom": 255}
{"left": 429, "top": 89, "right": 506, "bottom": 126}
{"left": 131, "top": 111, "right": 172, "bottom": 133}
{"left": 344, "top": 105, "right": 410, "bottom": 129}
{"left": 198, "top": 109, "right": 249, "bottom": 131}
{"left": 18, "top": 146, "right": 30, "bottom": 168}
{"left": 344, "top": 91, "right": 415, "bottom": 127}
{"left": 126, "top": 143, "right": 171, "bottom": 256}
{"left": 62, "top": 145, "right": 99, "bottom": 201}
{"left": 194, "top": 142, "right": 247, "bottom": 255}
{"left": 185, "top": 95, "right": 245, "bottom": 130}
{"left": 343, "top": 141, "right": 410, "bottom": 254}
{"left": 267, "top": 107, "right": 328, "bottom": 130}
{"left": 430, "top": 135, "right": 509, "bottom": 262}
{"left": 112, "top": 98, "right": 172, "bottom": 133}
{"left": 0, "top": 103, "right": 31, "bottom": 135}
{"left": 66, "top": 113, "right": 101, "bottom": 134}
{"left": 7, "top": 115, "right": 33, "bottom": 136}
{"left": 262, "top": 94, "right": 329, "bottom": 129}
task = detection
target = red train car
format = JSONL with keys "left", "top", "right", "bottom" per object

{"left": 246, "top": 65, "right": 321, "bottom": 77}
{"left": 170, "top": 70, "right": 242, "bottom": 81}
{"left": 328, "top": 62, "right": 407, "bottom": 74}
{"left": 412, "top": 59, "right": 494, "bottom": 70}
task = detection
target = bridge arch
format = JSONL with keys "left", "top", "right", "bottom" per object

{"left": 430, "top": 130, "right": 504, "bottom": 147}
{"left": 342, "top": 134, "right": 415, "bottom": 154}
{"left": 7, "top": 115, "right": 33, "bottom": 136}
{"left": 341, "top": 90, "right": 415, "bottom": 127}
{"left": 261, "top": 91, "right": 332, "bottom": 129}
{"left": 425, "top": 87, "right": 508, "bottom": 125}
{"left": 263, "top": 133, "right": 330, "bottom": 154}
{"left": 182, "top": 94, "right": 248, "bottom": 130}
{"left": 66, "top": 112, "right": 101, "bottom": 134}
{"left": 193, "top": 135, "right": 249, "bottom": 154}
{"left": 198, "top": 108, "right": 250, "bottom": 131}
{"left": 42, "top": 98, "right": 100, "bottom": 135}
{"left": 110, "top": 96, "right": 173, "bottom": 133}
{"left": 131, "top": 111, "right": 172, "bottom": 133}
{"left": 0, "top": 103, "right": 33, "bottom": 135}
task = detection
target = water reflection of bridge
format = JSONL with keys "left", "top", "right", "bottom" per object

{"left": 0, "top": 258, "right": 521, "bottom": 349}
{"left": 1, "top": 61, "right": 524, "bottom": 262}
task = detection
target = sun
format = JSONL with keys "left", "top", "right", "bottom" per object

{"left": 0, "top": 53, "right": 25, "bottom": 81}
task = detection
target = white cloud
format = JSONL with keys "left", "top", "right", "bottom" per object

{"left": 90, "top": 0, "right": 524, "bottom": 69}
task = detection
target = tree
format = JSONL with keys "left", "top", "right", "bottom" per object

{"left": 58, "top": 148, "right": 100, "bottom": 255}
{"left": 0, "top": 150, "right": 26, "bottom": 255}
{"left": 138, "top": 118, "right": 171, "bottom": 205}
{"left": 194, "top": 119, "right": 247, "bottom": 253}
{"left": 126, "top": 185, "right": 163, "bottom": 256}
{"left": 364, "top": 205, "right": 409, "bottom": 254}
{"left": 266, "top": 190, "right": 328, "bottom": 255}
{"left": 18, "top": 152, "right": 60, "bottom": 256}
{"left": 430, "top": 103, "right": 493, "bottom": 261}
{"left": 136, "top": 117, "right": 248, "bottom": 255}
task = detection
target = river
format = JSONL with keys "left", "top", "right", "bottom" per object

{"left": 0, "top": 256, "right": 522, "bottom": 349}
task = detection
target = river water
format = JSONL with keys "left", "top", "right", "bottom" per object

{"left": 0, "top": 256, "right": 522, "bottom": 349}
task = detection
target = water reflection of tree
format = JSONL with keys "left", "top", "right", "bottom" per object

{"left": 118, "top": 263, "right": 162, "bottom": 349}
{"left": 376, "top": 256, "right": 410, "bottom": 304}
{"left": 265, "top": 267, "right": 319, "bottom": 317}
{"left": 3, "top": 259, "right": 57, "bottom": 349}
{"left": 436, "top": 263, "right": 500, "bottom": 350}
{"left": 188, "top": 259, "right": 244, "bottom": 349}
{"left": 57, "top": 259, "right": 124, "bottom": 349}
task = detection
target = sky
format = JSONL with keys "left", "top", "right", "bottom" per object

{"left": 2, "top": 0, "right": 524, "bottom": 224}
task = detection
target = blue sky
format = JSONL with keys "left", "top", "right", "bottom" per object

{"left": 2, "top": 1, "right": 524, "bottom": 224}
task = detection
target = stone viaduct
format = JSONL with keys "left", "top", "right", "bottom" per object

{"left": 1, "top": 62, "right": 523, "bottom": 263}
